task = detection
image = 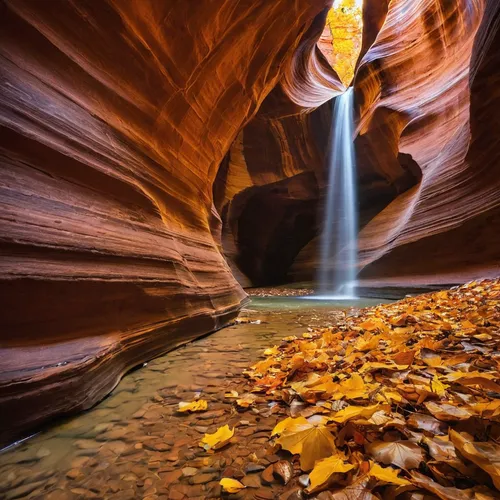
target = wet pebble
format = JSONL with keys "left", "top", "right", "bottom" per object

{"left": 181, "top": 467, "right": 198, "bottom": 477}
{"left": 189, "top": 472, "right": 218, "bottom": 484}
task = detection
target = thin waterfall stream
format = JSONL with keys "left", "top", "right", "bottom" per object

{"left": 317, "top": 87, "right": 358, "bottom": 298}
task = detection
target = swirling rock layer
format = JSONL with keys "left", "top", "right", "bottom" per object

{"left": 356, "top": 0, "right": 500, "bottom": 284}
{"left": 223, "top": 0, "right": 499, "bottom": 288}
{"left": 0, "top": 0, "right": 330, "bottom": 445}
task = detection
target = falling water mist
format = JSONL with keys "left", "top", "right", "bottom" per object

{"left": 317, "top": 87, "right": 358, "bottom": 298}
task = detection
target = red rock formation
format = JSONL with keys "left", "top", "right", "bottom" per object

{"left": 1, "top": 0, "right": 499, "bottom": 446}
{"left": 286, "top": 0, "right": 500, "bottom": 288}
{"left": 0, "top": 0, "right": 331, "bottom": 445}
{"left": 355, "top": 0, "right": 500, "bottom": 285}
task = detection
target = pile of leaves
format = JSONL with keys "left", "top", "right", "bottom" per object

{"left": 239, "top": 279, "right": 500, "bottom": 498}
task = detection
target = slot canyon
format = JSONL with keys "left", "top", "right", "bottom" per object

{"left": 0, "top": 0, "right": 499, "bottom": 498}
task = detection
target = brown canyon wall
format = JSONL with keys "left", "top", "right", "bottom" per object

{"left": 354, "top": 0, "right": 500, "bottom": 286}
{"left": 0, "top": 0, "right": 331, "bottom": 445}
{"left": 1, "top": 0, "right": 499, "bottom": 445}
{"left": 220, "top": 0, "right": 500, "bottom": 288}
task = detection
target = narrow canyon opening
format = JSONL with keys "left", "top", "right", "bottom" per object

{"left": 0, "top": 0, "right": 499, "bottom": 498}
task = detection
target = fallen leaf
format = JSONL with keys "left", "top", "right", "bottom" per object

{"left": 236, "top": 393, "right": 257, "bottom": 408}
{"left": 306, "top": 453, "right": 355, "bottom": 492}
{"left": 263, "top": 346, "right": 280, "bottom": 356}
{"left": 369, "top": 462, "right": 410, "bottom": 486}
{"left": 219, "top": 478, "right": 246, "bottom": 493}
{"left": 275, "top": 418, "right": 337, "bottom": 471}
{"left": 392, "top": 350, "right": 415, "bottom": 366}
{"left": 272, "top": 416, "right": 307, "bottom": 436}
{"left": 410, "top": 470, "right": 472, "bottom": 500}
{"left": 447, "top": 372, "right": 500, "bottom": 393}
{"left": 420, "top": 349, "right": 442, "bottom": 367}
{"left": 469, "top": 400, "right": 500, "bottom": 419}
{"left": 366, "top": 440, "right": 425, "bottom": 469}
{"left": 424, "top": 402, "right": 473, "bottom": 421}
{"left": 407, "top": 413, "right": 448, "bottom": 435}
{"left": 430, "top": 375, "right": 449, "bottom": 396}
{"left": 422, "top": 436, "right": 458, "bottom": 462}
{"left": 449, "top": 430, "right": 500, "bottom": 489}
{"left": 331, "top": 404, "right": 388, "bottom": 424}
{"left": 359, "top": 362, "right": 407, "bottom": 373}
{"left": 177, "top": 400, "right": 208, "bottom": 413}
{"left": 336, "top": 373, "right": 368, "bottom": 399}
{"left": 329, "top": 476, "right": 378, "bottom": 499}
{"left": 199, "top": 424, "right": 234, "bottom": 451}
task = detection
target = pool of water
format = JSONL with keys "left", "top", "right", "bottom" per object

{"left": 0, "top": 296, "right": 391, "bottom": 499}
{"left": 249, "top": 296, "right": 389, "bottom": 310}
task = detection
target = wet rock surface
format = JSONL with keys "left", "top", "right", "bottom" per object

{"left": 0, "top": 298, "right": 364, "bottom": 499}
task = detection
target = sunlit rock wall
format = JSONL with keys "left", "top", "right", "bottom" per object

{"left": 228, "top": 0, "right": 499, "bottom": 288}
{"left": 356, "top": 0, "right": 500, "bottom": 285}
{"left": 0, "top": 0, "right": 331, "bottom": 445}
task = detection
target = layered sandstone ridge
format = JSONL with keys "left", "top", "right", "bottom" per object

{"left": 356, "top": 0, "right": 500, "bottom": 284}
{"left": 221, "top": 0, "right": 499, "bottom": 288}
{"left": 0, "top": 0, "right": 330, "bottom": 445}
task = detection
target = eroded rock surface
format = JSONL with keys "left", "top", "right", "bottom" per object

{"left": 0, "top": 0, "right": 330, "bottom": 444}
{"left": 222, "top": 0, "right": 500, "bottom": 288}
{"left": 1, "top": 0, "right": 499, "bottom": 445}
{"left": 355, "top": 0, "right": 500, "bottom": 285}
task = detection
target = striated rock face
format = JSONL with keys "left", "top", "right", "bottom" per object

{"left": 0, "top": 0, "right": 331, "bottom": 444}
{"left": 1, "top": 0, "right": 499, "bottom": 446}
{"left": 277, "top": 0, "right": 500, "bottom": 288}
{"left": 355, "top": 0, "right": 500, "bottom": 285}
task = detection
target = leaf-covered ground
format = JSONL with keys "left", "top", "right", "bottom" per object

{"left": 222, "top": 279, "right": 500, "bottom": 498}
{"left": 1, "top": 280, "right": 498, "bottom": 499}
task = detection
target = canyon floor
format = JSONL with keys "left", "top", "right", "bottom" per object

{"left": 0, "top": 283, "right": 498, "bottom": 500}
{"left": 0, "top": 296, "right": 382, "bottom": 500}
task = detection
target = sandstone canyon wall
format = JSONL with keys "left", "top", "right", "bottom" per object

{"left": 0, "top": 0, "right": 331, "bottom": 445}
{"left": 220, "top": 0, "right": 500, "bottom": 289}
{"left": 1, "top": 0, "right": 499, "bottom": 446}
{"left": 354, "top": 0, "right": 500, "bottom": 286}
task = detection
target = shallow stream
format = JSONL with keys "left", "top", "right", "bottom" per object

{"left": 0, "top": 296, "right": 388, "bottom": 499}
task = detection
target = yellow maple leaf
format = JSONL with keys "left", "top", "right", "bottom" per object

{"left": 429, "top": 375, "right": 449, "bottom": 396}
{"left": 177, "top": 400, "right": 208, "bottom": 413}
{"left": 331, "top": 404, "right": 387, "bottom": 423}
{"left": 199, "top": 425, "right": 234, "bottom": 451}
{"left": 355, "top": 334, "right": 380, "bottom": 352}
{"left": 369, "top": 462, "right": 410, "bottom": 485}
{"left": 275, "top": 418, "right": 337, "bottom": 471}
{"left": 336, "top": 373, "right": 368, "bottom": 399}
{"left": 219, "top": 478, "right": 246, "bottom": 493}
{"left": 272, "top": 416, "right": 307, "bottom": 437}
{"left": 306, "top": 453, "right": 355, "bottom": 492}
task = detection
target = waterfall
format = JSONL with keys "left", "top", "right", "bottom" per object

{"left": 318, "top": 87, "right": 358, "bottom": 299}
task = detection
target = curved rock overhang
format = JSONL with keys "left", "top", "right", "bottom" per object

{"left": 220, "top": 0, "right": 500, "bottom": 288}
{"left": 0, "top": 0, "right": 332, "bottom": 445}
{"left": 1, "top": 0, "right": 499, "bottom": 446}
